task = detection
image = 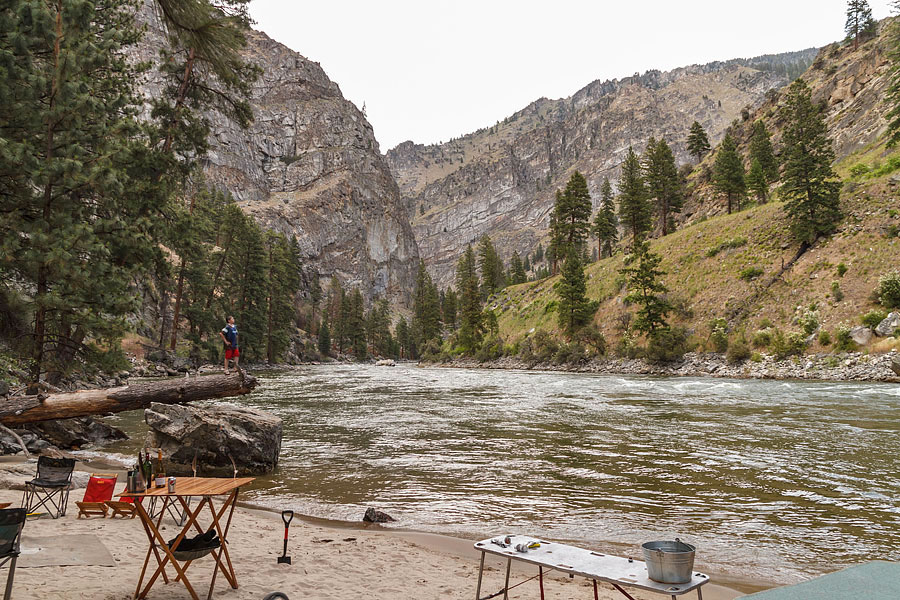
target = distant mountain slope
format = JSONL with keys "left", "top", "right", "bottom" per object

{"left": 134, "top": 2, "right": 420, "bottom": 305}
{"left": 386, "top": 50, "right": 817, "bottom": 289}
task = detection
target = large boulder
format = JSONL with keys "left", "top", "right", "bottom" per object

{"left": 144, "top": 402, "right": 282, "bottom": 476}
{"left": 849, "top": 326, "right": 874, "bottom": 346}
{"left": 875, "top": 312, "right": 900, "bottom": 337}
{"left": 891, "top": 354, "right": 900, "bottom": 377}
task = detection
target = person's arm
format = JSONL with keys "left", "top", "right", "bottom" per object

{"left": 219, "top": 329, "right": 230, "bottom": 346}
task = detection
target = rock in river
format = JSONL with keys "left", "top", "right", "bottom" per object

{"left": 144, "top": 402, "right": 282, "bottom": 476}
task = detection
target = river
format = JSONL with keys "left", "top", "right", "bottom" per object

{"left": 93, "top": 364, "right": 900, "bottom": 586}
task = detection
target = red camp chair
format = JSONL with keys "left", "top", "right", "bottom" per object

{"left": 75, "top": 473, "right": 117, "bottom": 518}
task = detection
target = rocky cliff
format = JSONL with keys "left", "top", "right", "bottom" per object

{"left": 135, "top": 3, "right": 419, "bottom": 305}
{"left": 387, "top": 52, "right": 817, "bottom": 289}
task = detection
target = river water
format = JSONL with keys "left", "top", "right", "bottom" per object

{"left": 96, "top": 364, "right": 900, "bottom": 586}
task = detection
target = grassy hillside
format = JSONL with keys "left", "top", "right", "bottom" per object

{"left": 493, "top": 152, "right": 900, "bottom": 354}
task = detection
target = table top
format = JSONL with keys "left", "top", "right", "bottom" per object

{"left": 119, "top": 477, "right": 255, "bottom": 498}
{"left": 474, "top": 535, "right": 709, "bottom": 596}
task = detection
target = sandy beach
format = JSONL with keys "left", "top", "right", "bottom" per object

{"left": 0, "top": 460, "right": 746, "bottom": 600}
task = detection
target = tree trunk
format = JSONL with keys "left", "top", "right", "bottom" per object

{"left": 1, "top": 373, "right": 257, "bottom": 426}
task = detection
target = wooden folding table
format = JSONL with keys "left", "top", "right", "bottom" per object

{"left": 122, "top": 476, "right": 255, "bottom": 600}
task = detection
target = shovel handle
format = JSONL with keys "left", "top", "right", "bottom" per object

{"left": 282, "top": 510, "right": 294, "bottom": 529}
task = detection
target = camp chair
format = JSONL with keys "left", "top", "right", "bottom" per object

{"left": 106, "top": 499, "right": 137, "bottom": 519}
{"left": 75, "top": 473, "right": 117, "bottom": 519}
{"left": 22, "top": 456, "right": 76, "bottom": 519}
{"left": 0, "top": 509, "right": 26, "bottom": 600}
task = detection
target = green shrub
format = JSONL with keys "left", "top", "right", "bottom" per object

{"left": 739, "top": 266, "right": 764, "bottom": 281}
{"left": 574, "top": 326, "right": 607, "bottom": 357}
{"left": 646, "top": 327, "right": 691, "bottom": 363}
{"left": 422, "top": 339, "right": 443, "bottom": 362}
{"left": 799, "top": 309, "right": 819, "bottom": 335}
{"left": 861, "top": 310, "right": 887, "bottom": 329}
{"left": 836, "top": 262, "right": 848, "bottom": 277}
{"left": 758, "top": 318, "right": 774, "bottom": 329}
{"left": 709, "top": 318, "right": 729, "bottom": 353}
{"left": 886, "top": 224, "right": 900, "bottom": 239}
{"left": 726, "top": 337, "right": 751, "bottom": 364}
{"left": 771, "top": 329, "right": 807, "bottom": 360}
{"left": 817, "top": 330, "right": 832, "bottom": 346}
{"left": 750, "top": 351, "right": 763, "bottom": 363}
{"left": 706, "top": 237, "right": 748, "bottom": 257}
{"left": 831, "top": 281, "right": 844, "bottom": 302}
{"left": 849, "top": 163, "right": 870, "bottom": 177}
{"left": 543, "top": 300, "right": 558, "bottom": 314}
{"left": 553, "top": 342, "right": 586, "bottom": 365}
{"left": 616, "top": 331, "right": 642, "bottom": 359}
{"left": 879, "top": 271, "right": 900, "bottom": 308}
{"left": 870, "top": 154, "right": 900, "bottom": 177}
{"left": 752, "top": 329, "right": 773, "bottom": 348}
{"left": 476, "top": 338, "right": 503, "bottom": 362}
{"left": 834, "top": 326, "right": 856, "bottom": 352}
{"left": 532, "top": 329, "right": 559, "bottom": 362}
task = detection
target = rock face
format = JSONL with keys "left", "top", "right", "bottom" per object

{"left": 133, "top": 3, "right": 419, "bottom": 304}
{"left": 144, "top": 402, "right": 282, "bottom": 476}
{"left": 26, "top": 418, "right": 127, "bottom": 450}
{"left": 875, "top": 312, "right": 900, "bottom": 337}
{"left": 850, "top": 326, "right": 874, "bottom": 346}
{"left": 387, "top": 52, "right": 816, "bottom": 288}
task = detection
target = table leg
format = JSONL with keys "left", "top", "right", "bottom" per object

{"left": 134, "top": 497, "right": 200, "bottom": 600}
{"left": 204, "top": 491, "right": 240, "bottom": 598}
{"left": 502, "top": 557, "right": 511, "bottom": 600}
{"left": 172, "top": 497, "right": 212, "bottom": 583}
{"left": 593, "top": 580, "right": 599, "bottom": 600}
{"left": 610, "top": 583, "right": 639, "bottom": 600}
{"left": 133, "top": 499, "right": 170, "bottom": 598}
{"left": 697, "top": 588, "right": 703, "bottom": 600}
{"left": 173, "top": 494, "right": 237, "bottom": 589}
{"left": 538, "top": 566, "right": 545, "bottom": 600}
{"left": 474, "top": 551, "right": 485, "bottom": 600}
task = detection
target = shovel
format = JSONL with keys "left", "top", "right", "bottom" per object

{"left": 278, "top": 510, "right": 294, "bottom": 564}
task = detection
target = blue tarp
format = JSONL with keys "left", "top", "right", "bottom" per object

{"left": 738, "top": 561, "right": 900, "bottom": 600}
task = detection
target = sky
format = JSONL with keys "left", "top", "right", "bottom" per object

{"left": 248, "top": 1, "right": 895, "bottom": 151}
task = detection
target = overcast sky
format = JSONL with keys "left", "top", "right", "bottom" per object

{"left": 248, "top": 1, "right": 895, "bottom": 151}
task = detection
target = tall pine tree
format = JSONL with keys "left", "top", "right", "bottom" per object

{"left": 713, "top": 133, "right": 746, "bottom": 214}
{"left": 617, "top": 147, "right": 652, "bottom": 249}
{"left": 748, "top": 120, "right": 779, "bottom": 183}
{"left": 746, "top": 159, "right": 769, "bottom": 203}
{"left": 845, "top": 0, "right": 876, "bottom": 50}
{"left": 620, "top": 242, "right": 671, "bottom": 336}
{"left": 687, "top": 121, "right": 711, "bottom": 163}
{"left": 592, "top": 177, "right": 618, "bottom": 259}
{"left": 780, "top": 79, "right": 842, "bottom": 246}
{"left": 556, "top": 248, "right": 595, "bottom": 335}
{"left": 644, "top": 139, "right": 683, "bottom": 236}
{"left": 456, "top": 245, "right": 483, "bottom": 351}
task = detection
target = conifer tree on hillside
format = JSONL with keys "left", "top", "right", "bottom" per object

{"left": 557, "top": 248, "right": 596, "bottom": 335}
{"left": 477, "top": 235, "right": 506, "bottom": 298}
{"left": 780, "top": 79, "right": 842, "bottom": 246}
{"left": 713, "top": 133, "right": 746, "bottom": 214}
{"left": 442, "top": 288, "right": 458, "bottom": 330}
{"left": 592, "top": 178, "right": 618, "bottom": 259}
{"left": 509, "top": 252, "right": 527, "bottom": 284}
{"left": 547, "top": 192, "right": 566, "bottom": 275}
{"left": 845, "top": 0, "right": 876, "bottom": 50}
{"left": 0, "top": 1, "right": 168, "bottom": 385}
{"left": 412, "top": 261, "right": 442, "bottom": 346}
{"left": 886, "top": 1, "right": 900, "bottom": 146}
{"left": 318, "top": 321, "right": 331, "bottom": 357}
{"left": 747, "top": 159, "right": 769, "bottom": 203}
{"left": 749, "top": 120, "right": 779, "bottom": 183}
{"left": 619, "top": 242, "right": 671, "bottom": 336}
{"left": 263, "top": 232, "right": 302, "bottom": 362}
{"left": 394, "top": 317, "right": 412, "bottom": 359}
{"left": 547, "top": 172, "right": 593, "bottom": 274}
{"left": 687, "top": 121, "right": 711, "bottom": 162}
{"left": 456, "top": 245, "right": 483, "bottom": 351}
{"left": 349, "top": 289, "right": 366, "bottom": 359}
{"left": 617, "top": 147, "right": 652, "bottom": 249}
{"left": 644, "top": 139, "right": 683, "bottom": 236}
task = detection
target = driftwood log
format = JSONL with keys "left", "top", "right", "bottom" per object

{"left": 0, "top": 373, "right": 257, "bottom": 426}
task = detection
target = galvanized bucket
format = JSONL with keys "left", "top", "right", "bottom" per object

{"left": 641, "top": 538, "right": 695, "bottom": 584}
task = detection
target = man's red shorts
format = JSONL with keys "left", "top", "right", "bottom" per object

{"left": 225, "top": 347, "right": 240, "bottom": 360}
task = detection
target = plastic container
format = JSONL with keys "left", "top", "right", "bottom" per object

{"left": 641, "top": 539, "right": 696, "bottom": 584}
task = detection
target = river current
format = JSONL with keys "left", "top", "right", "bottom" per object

{"left": 95, "top": 364, "right": 900, "bottom": 585}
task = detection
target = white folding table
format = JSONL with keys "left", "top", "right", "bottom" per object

{"left": 474, "top": 535, "right": 709, "bottom": 600}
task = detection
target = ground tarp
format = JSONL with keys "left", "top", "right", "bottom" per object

{"left": 738, "top": 561, "right": 900, "bottom": 600}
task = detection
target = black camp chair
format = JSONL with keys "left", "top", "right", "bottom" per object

{"left": 0, "top": 509, "right": 26, "bottom": 600}
{"left": 22, "top": 456, "right": 76, "bottom": 518}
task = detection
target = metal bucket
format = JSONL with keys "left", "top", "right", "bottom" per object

{"left": 641, "top": 539, "right": 695, "bottom": 584}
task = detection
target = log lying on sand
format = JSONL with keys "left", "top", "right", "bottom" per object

{"left": 0, "top": 373, "right": 257, "bottom": 426}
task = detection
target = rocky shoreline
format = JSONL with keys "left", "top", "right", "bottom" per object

{"left": 428, "top": 350, "right": 900, "bottom": 383}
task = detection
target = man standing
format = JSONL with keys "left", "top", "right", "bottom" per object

{"left": 219, "top": 316, "right": 239, "bottom": 374}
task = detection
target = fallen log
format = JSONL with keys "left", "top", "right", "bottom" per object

{"left": 0, "top": 373, "right": 257, "bottom": 426}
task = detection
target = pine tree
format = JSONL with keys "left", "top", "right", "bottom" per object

{"left": 887, "top": 1, "right": 900, "bottom": 146}
{"left": 687, "top": 121, "right": 711, "bottom": 162}
{"left": 523, "top": 254, "right": 531, "bottom": 274}
{"left": 620, "top": 242, "right": 671, "bottom": 335}
{"left": 780, "top": 79, "right": 842, "bottom": 246}
{"left": 644, "top": 139, "right": 683, "bottom": 236}
{"left": 558, "top": 171, "right": 593, "bottom": 250}
{"left": 713, "top": 133, "right": 746, "bottom": 214}
{"left": 510, "top": 252, "right": 527, "bottom": 284}
{"left": 309, "top": 271, "right": 322, "bottom": 334}
{"left": 477, "top": 235, "right": 506, "bottom": 298}
{"left": 547, "top": 194, "right": 566, "bottom": 275}
{"left": 318, "top": 321, "right": 331, "bottom": 356}
{"left": 617, "top": 147, "right": 652, "bottom": 249}
{"left": 394, "top": 317, "right": 412, "bottom": 358}
{"left": 749, "top": 120, "right": 779, "bottom": 183}
{"left": 556, "top": 248, "right": 595, "bottom": 335}
{"left": 591, "top": 178, "right": 618, "bottom": 258}
{"left": 442, "top": 288, "right": 458, "bottom": 330}
{"left": 534, "top": 244, "right": 544, "bottom": 263}
{"left": 412, "top": 261, "right": 442, "bottom": 346}
{"left": 263, "top": 231, "right": 301, "bottom": 362}
{"left": 349, "top": 289, "right": 366, "bottom": 359}
{"left": 845, "top": 0, "right": 876, "bottom": 50}
{"left": 746, "top": 159, "right": 769, "bottom": 203}
{"left": 456, "top": 245, "right": 483, "bottom": 351}
{"left": 0, "top": 0, "right": 166, "bottom": 385}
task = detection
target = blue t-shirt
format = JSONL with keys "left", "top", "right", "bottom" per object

{"left": 222, "top": 324, "right": 238, "bottom": 348}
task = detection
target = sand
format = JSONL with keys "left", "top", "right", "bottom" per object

{"left": 0, "top": 467, "right": 744, "bottom": 600}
